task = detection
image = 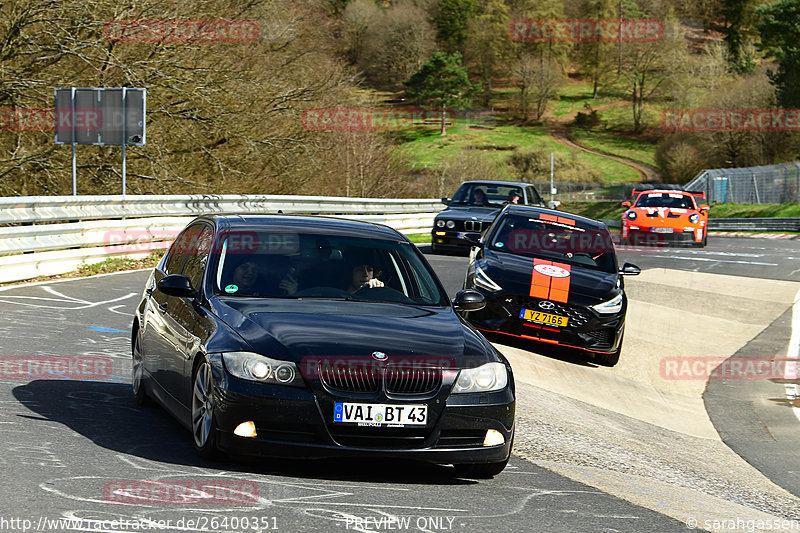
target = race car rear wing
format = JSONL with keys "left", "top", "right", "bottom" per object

{"left": 631, "top": 188, "right": 706, "bottom": 199}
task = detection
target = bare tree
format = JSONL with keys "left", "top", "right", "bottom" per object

{"left": 0, "top": 0, "right": 361, "bottom": 196}
{"left": 341, "top": 0, "right": 380, "bottom": 65}
{"left": 360, "top": 2, "right": 437, "bottom": 88}
{"left": 513, "top": 54, "right": 563, "bottom": 121}
{"left": 619, "top": 17, "right": 688, "bottom": 133}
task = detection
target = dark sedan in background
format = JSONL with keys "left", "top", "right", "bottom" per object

{"left": 460, "top": 205, "right": 640, "bottom": 366}
{"left": 432, "top": 180, "right": 545, "bottom": 253}
{"left": 132, "top": 214, "right": 515, "bottom": 477}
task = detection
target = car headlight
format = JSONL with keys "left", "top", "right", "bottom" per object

{"left": 689, "top": 213, "right": 699, "bottom": 223}
{"left": 626, "top": 211, "right": 637, "bottom": 220}
{"left": 453, "top": 362, "right": 508, "bottom": 393}
{"left": 591, "top": 292, "right": 623, "bottom": 315}
{"left": 436, "top": 220, "right": 445, "bottom": 228}
{"left": 222, "top": 352, "right": 304, "bottom": 387}
{"left": 474, "top": 265, "right": 502, "bottom": 292}
{"left": 446, "top": 220, "right": 456, "bottom": 229}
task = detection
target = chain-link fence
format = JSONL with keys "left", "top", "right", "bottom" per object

{"left": 684, "top": 162, "right": 800, "bottom": 204}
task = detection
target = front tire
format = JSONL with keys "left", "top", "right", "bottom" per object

{"left": 594, "top": 334, "right": 623, "bottom": 367}
{"left": 192, "top": 360, "right": 220, "bottom": 459}
{"left": 131, "top": 332, "right": 152, "bottom": 406}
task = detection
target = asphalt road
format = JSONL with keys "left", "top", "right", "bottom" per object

{"left": 0, "top": 234, "right": 797, "bottom": 532}
{"left": 0, "top": 270, "right": 688, "bottom": 533}
{"left": 423, "top": 234, "right": 800, "bottom": 285}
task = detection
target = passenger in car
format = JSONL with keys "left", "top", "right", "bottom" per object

{"left": 229, "top": 260, "right": 264, "bottom": 295}
{"left": 228, "top": 257, "right": 298, "bottom": 296}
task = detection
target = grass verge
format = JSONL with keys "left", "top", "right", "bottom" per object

{"left": 396, "top": 122, "right": 639, "bottom": 183}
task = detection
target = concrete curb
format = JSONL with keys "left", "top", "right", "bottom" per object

{"left": 709, "top": 231, "right": 799, "bottom": 240}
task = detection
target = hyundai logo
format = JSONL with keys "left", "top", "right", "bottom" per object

{"left": 372, "top": 351, "right": 388, "bottom": 361}
{"left": 538, "top": 301, "right": 555, "bottom": 310}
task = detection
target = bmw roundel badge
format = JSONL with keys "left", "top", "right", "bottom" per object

{"left": 372, "top": 351, "right": 388, "bottom": 361}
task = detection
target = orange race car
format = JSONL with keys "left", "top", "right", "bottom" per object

{"left": 620, "top": 188, "right": 710, "bottom": 247}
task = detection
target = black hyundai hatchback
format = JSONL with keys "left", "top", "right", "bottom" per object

{"left": 460, "top": 205, "right": 640, "bottom": 366}
{"left": 132, "top": 215, "right": 515, "bottom": 477}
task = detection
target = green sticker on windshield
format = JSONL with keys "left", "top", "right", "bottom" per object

{"left": 224, "top": 284, "right": 238, "bottom": 293}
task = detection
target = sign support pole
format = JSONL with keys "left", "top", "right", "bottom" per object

{"left": 71, "top": 88, "right": 76, "bottom": 196}
{"left": 121, "top": 87, "right": 127, "bottom": 196}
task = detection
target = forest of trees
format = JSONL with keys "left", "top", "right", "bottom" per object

{"left": 0, "top": 0, "right": 798, "bottom": 196}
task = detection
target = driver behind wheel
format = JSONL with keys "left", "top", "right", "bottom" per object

{"left": 347, "top": 263, "right": 384, "bottom": 293}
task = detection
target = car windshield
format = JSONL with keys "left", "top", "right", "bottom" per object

{"left": 635, "top": 193, "right": 695, "bottom": 209}
{"left": 214, "top": 232, "right": 448, "bottom": 305}
{"left": 451, "top": 183, "right": 524, "bottom": 206}
{"left": 488, "top": 213, "right": 617, "bottom": 273}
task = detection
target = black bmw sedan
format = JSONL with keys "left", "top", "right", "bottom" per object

{"left": 132, "top": 215, "right": 515, "bottom": 477}
{"left": 432, "top": 180, "right": 545, "bottom": 254}
{"left": 460, "top": 205, "right": 640, "bottom": 366}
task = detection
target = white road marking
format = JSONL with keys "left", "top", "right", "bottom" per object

{"left": 43, "top": 286, "right": 90, "bottom": 303}
{"left": 784, "top": 289, "right": 800, "bottom": 422}
{"left": 651, "top": 256, "right": 778, "bottom": 266}
{"left": 0, "top": 288, "right": 136, "bottom": 310}
{"left": 0, "top": 268, "right": 152, "bottom": 293}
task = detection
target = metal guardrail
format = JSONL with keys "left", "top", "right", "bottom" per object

{"left": 0, "top": 195, "right": 441, "bottom": 284}
{"left": 601, "top": 218, "right": 799, "bottom": 232}
{"left": 0, "top": 194, "right": 442, "bottom": 225}
{"left": 707, "top": 218, "right": 800, "bottom": 232}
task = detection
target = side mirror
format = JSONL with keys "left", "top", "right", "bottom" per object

{"left": 462, "top": 232, "right": 483, "bottom": 247}
{"left": 441, "top": 197, "right": 450, "bottom": 206}
{"left": 619, "top": 262, "right": 641, "bottom": 276}
{"left": 453, "top": 289, "right": 486, "bottom": 312}
{"left": 700, "top": 205, "right": 710, "bottom": 211}
{"left": 157, "top": 274, "right": 197, "bottom": 297}
{"left": 621, "top": 201, "right": 632, "bottom": 207}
